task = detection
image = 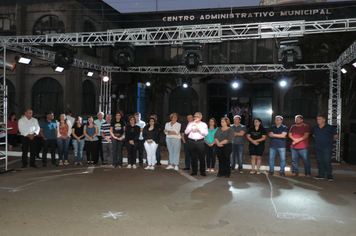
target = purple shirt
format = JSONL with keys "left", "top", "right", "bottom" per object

{"left": 185, "top": 121, "right": 208, "bottom": 140}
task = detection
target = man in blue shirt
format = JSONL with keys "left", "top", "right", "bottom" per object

{"left": 312, "top": 115, "right": 339, "bottom": 181}
{"left": 268, "top": 115, "right": 288, "bottom": 176}
{"left": 40, "top": 111, "right": 57, "bottom": 167}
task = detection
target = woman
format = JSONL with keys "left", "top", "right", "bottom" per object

{"left": 204, "top": 118, "right": 218, "bottom": 172}
{"left": 56, "top": 113, "right": 72, "bottom": 165}
{"left": 110, "top": 112, "right": 126, "bottom": 168}
{"left": 143, "top": 117, "right": 160, "bottom": 170}
{"left": 71, "top": 116, "right": 85, "bottom": 165}
{"left": 84, "top": 116, "right": 99, "bottom": 165}
{"left": 125, "top": 116, "right": 140, "bottom": 169}
{"left": 164, "top": 113, "right": 181, "bottom": 170}
{"left": 214, "top": 117, "right": 234, "bottom": 178}
{"left": 7, "top": 112, "right": 18, "bottom": 150}
{"left": 246, "top": 118, "right": 267, "bottom": 174}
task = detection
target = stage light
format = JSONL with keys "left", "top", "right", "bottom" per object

{"left": 278, "top": 38, "right": 302, "bottom": 69}
{"left": 183, "top": 83, "right": 188, "bottom": 88}
{"left": 181, "top": 77, "right": 192, "bottom": 88}
{"left": 85, "top": 71, "right": 94, "bottom": 77}
{"left": 145, "top": 75, "right": 156, "bottom": 87}
{"left": 102, "top": 75, "right": 109, "bottom": 82}
{"left": 232, "top": 82, "right": 239, "bottom": 89}
{"left": 15, "top": 55, "right": 32, "bottom": 65}
{"left": 182, "top": 43, "right": 202, "bottom": 69}
{"left": 146, "top": 81, "right": 151, "bottom": 87}
{"left": 54, "top": 49, "right": 74, "bottom": 71}
{"left": 0, "top": 57, "right": 16, "bottom": 71}
{"left": 52, "top": 65, "right": 64, "bottom": 73}
{"left": 341, "top": 68, "right": 347, "bottom": 74}
{"left": 279, "top": 80, "right": 287, "bottom": 87}
{"left": 113, "top": 42, "right": 135, "bottom": 69}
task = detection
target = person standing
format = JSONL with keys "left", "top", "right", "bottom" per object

{"left": 185, "top": 112, "right": 209, "bottom": 176}
{"left": 150, "top": 115, "right": 162, "bottom": 166}
{"left": 7, "top": 112, "right": 18, "bottom": 151}
{"left": 143, "top": 117, "right": 160, "bottom": 170}
{"left": 18, "top": 109, "right": 40, "bottom": 168}
{"left": 135, "top": 112, "right": 146, "bottom": 167}
{"left": 40, "top": 111, "right": 57, "bottom": 167}
{"left": 65, "top": 110, "right": 75, "bottom": 127}
{"left": 126, "top": 116, "right": 140, "bottom": 169}
{"left": 110, "top": 112, "right": 126, "bottom": 168}
{"left": 56, "top": 113, "right": 72, "bottom": 165}
{"left": 181, "top": 114, "right": 194, "bottom": 170}
{"left": 84, "top": 116, "right": 99, "bottom": 165}
{"left": 288, "top": 115, "right": 311, "bottom": 178}
{"left": 71, "top": 116, "right": 85, "bottom": 165}
{"left": 94, "top": 112, "right": 105, "bottom": 164}
{"left": 312, "top": 115, "right": 339, "bottom": 181}
{"left": 268, "top": 115, "right": 289, "bottom": 176}
{"left": 101, "top": 114, "right": 113, "bottom": 166}
{"left": 165, "top": 113, "right": 181, "bottom": 170}
{"left": 246, "top": 118, "right": 267, "bottom": 174}
{"left": 230, "top": 115, "right": 246, "bottom": 173}
{"left": 204, "top": 118, "right": 218, "bottom": 172}
{"left": 214, "top": 117, "right": 234, "bottom": 178}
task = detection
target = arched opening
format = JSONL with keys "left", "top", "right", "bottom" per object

{"left": 169, "top": 86, "right": 198, "bottom": 116}
{"left": 33, "top": 15, "right": 65, "bottom": 35}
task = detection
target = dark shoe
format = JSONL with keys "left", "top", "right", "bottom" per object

{"left": 183, "top": 167, "right": 190, "bottom": 170}
{"left": 30, "top": 165, "right": 38, "bottom": 168}
{"left": 156, "top": 163, "right": 162, "bottom": 166}
{"left": 43, "top": 164, "right": 47, "bottom": 167}
{"left": 190, "top": 173, "right": 197, "bottom": 176}
{"left": 52, "top": 163, "right": 58, "bottom": 166}
{"left": 102, "top": 162, "right": 107, "bottom": 165}
{"left": 225, "top": 175, "right": 230, "bottom": 178}
{"left": 279, "top": 172, "right": 285, "bottom": 177}
{"left": 21, "top": 165, "right": 26, "bottom": 168}
{"left": 313, "top": 176, "right": 325, "bottom": 180}
{"left": 216, "top": 174, "right": 222, "bottom": 177}
{"left": 201, "top": 173, "right": 206, "bottom": 176}
{"left": 270, "top": 171, "right": 274, "bottom": 175}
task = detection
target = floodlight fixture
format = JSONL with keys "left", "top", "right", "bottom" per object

{"left": 52, "top": 65, "right": 65, "bottom": 73}
{"left": 0, "top": 57, "right": 16, "bottom": 71}
{"left": 352, "top": 60, "right": 356, "bottom": 68}
{"left": 146, "top": 81, "right": 151, "bottom": 87}
{"left": 85, "top": 71, "right": 94, "bottom": 77}
{"left": 181, "top": 76, "right": 192, "bottom": 88}
{"left": 341, "top": 68, "right": 347, "bottom": 74}
{"left": 278, "top": 38, "right": 302, "bottom": 69}
{"left": 15, "top": 55, "right": 32, "bottom": 65}
{"left": 341, "top": 64, "right": 352, "bottom": 74}
{"left": 113, "top": 42, "right": 135, "bottom": 69}
{"left": 102, "top": 75, "right": 109, "bottom": 82}
{"left": 182, "top": 43, "right": 203, "bottom": 69}
{"left": 279, "top": 80, "right": 287, "bottom": 87}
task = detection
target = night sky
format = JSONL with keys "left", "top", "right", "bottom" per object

{"left": 103, "top": 0, "right": 354, "bottom": 13}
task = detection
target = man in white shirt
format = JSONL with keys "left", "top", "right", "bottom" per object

{"left": 18, "top": 109, "right": 40, "bottom": 168}
{"left": 94, "top": 112, "right": 105, "bottom": 164}
{"left": 185, "top": 112, "right": 208, "bottom": 176}
{"left": 135, "top": 112, "right": 146, "bottom": 166}
{"left": 65, "top": 110, "right": 75, "bottom": 127}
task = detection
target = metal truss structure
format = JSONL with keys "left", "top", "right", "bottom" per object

{"left": 0, "top": 46, "right": 9, "bottom": 171}
{"left": 1, "top": 19, "right": 356, "bottom": 46}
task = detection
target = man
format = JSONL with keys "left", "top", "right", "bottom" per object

{"left": 18, "top": 109, "right": 40, "bottom": 168}
{"left": 94, "top": 112, "right": 105, "bottom": 164}
{"left": 151, "top": 114, "right": 162, "bottom": 166}
{"left": 65, "top": 110, "right": 75, "bottom": 127}
{"left": 39, "top": 111, "right": 57, "bottom": 167}
{"left": 312, "top": 115, "right": 339, "bottom": 182}
{"left": 181, "top": 114, "right": 194, "bottom": 170}
{"left": 269, "top": 115, "right": 288, "bottom": 176}
{"left": 288, "top": 115, "right": 311, "bottom": 178}
{"left": 101, "top": 114, "right": 113, "bottom": 165}
{"left": 230, "top": 115, "right": 246, "bottom": 173}
{"left": 185, "top": 112, "right": 208, "bottom": 176}
{"left": 135, "top": 112, "right": 146, "bottom": 166}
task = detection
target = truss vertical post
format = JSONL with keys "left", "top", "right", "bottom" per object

{"left": 0, "top": 45, "right": 9, "bottom": 171}
{"left": 328, "top": 66, "right": 341, "bottom": 162}
{"left": 99, "top": 69, "right": 111, "bottom": 115}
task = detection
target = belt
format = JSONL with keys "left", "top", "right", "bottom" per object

{"left": 190, "top": 138, "right": 204, "bottom": 142}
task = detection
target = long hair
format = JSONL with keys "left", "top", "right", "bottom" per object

{"left": 209, "top": 117, "right": 217, "bottom": 128}
{"left": 253, "top": 118, "right": 263, "bottom": 129}
{"left": 8, "top": 112, "right": 16, "bottom": 121}
{"left": 221, "top": 117, "right": 231, "bottom": 126}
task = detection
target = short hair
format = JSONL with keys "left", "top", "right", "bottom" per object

{"left": 97, "top": 112, "right": 104, "bottom": 116}
{"left": 128, "top": 115, "right": 137, "bottom": 123}
{"left": 65, "top": 109, "right": 72, "bottom": 115}
{"left": 187, "top": 114, "right": 193, "bottom": 117}
{"left": 209, "top": 118, "right": 217, "bottom": 128}
{"left": 233, "top": 115, "right": 241, "bottom": 120}
{"left": 105, "top": 114, "right": 112, "bottom": 119}
{"left": 151, "top": 114, "right": 158, "bottom": 120}
{"left": 194, "top": 112, "right": 203, "bottom": 118}
{"left": 170, "top": 113, "right": 179, "bottom": 120}
{"left": 275, "top": 115, "right": 283, "bottom": 121}
{"left": 317, "top": 114, "right": 327, "bottom": 120}
{"left": 134, "top": 112, "right": 141, "bottom": 117}
{"left": 295, "top": 115, "right": 304, "bottom": 120}
{"left": 221, "top": 117, "right": 231, "bottom": 126}
{"left": 45, "top": 111, "right": 54, "bottom": 116}
{"left": 149, "top": 117, "right": 156, "bottom": 123}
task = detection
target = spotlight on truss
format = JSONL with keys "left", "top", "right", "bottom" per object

{"left": 0, "top": 57, "right": 16, "bottom": 71}
{"left": 182, "top": 43, "right": 203, "bottom": 69}
{"left": 85, "top": 71, "right": 94, "bottom": 77}
{"left": 181, "top": 76, "right": 192, "bottom": 88}
{"left": 15, "top": 55, "right": 31, "bottom": 65}
{"left": 278, "top": 38, "right": 302, "bottom": 69}
{"left": 113, "top": 42, "right": 135, "bottom": 69}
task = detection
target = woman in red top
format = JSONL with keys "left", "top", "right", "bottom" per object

{"left": 7, "top": 112, "right": 18, "bottom": 150}
{"left": 56, "top": 114, "right": 72, "bottom": 165}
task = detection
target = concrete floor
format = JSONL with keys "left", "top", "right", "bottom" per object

{"left": 1, "top": 158, "right": 356, "bottom": 236}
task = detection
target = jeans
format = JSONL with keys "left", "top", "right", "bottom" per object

{"left": 183, "top": 141, "right": 191, "bottom": 168}
{"left": 102, "top": 142, "right": 113, "bottom": 164}
{"left": 57, "top": 138, "right": 70, "bottom": 161}
{"left": 231, "top": 144, "right": 244, "bottom": 171}
{"left": 314, "top": 147, "right": 333, "bottom": 179}
{"left": 112, "top": 139, "right": 124, "bottom": 166}
{"left": 205, "top": 143, "right": 216, "bottom": 168}
{"left": 43, "top": 139, "right": 57, "bottom": 165}
{"left": 269, "top": 147, "right": 286, "bottom": 173}
{"left": 291, "top": 147, "right": 311, "bottom": 175}
{"left": 144, "top": 141, "right": 158, "bottom": 166}
{"left": 166, "top": 138, "right": 181, "bottom": 166}
{"left": 72, "top": 139, "right": 85, "bottom": 163}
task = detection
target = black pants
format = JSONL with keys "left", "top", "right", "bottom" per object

{"left": 42, "top": 139, "right": 57, "bottom": 165}
{"left": 85, "top": 140, "right": 99, "bottom": 163}
{"left": 216, "top": 143, "right": 232, "bottom": 176}
{"left": 112, "top": 139, "right": 124, "bottom": 166}
{"left": 126, "top": 142, "right": 138, "bottom": 165}
{"left": 205, "top": 143, "right": 216, "bottom": 168}
{"left": 35, "top": 136, "right": 43, "bottom": 158}
{"left": 8, "top": 134, "right": 17, "bottom": 146}
{"left": 137, "top": 139, "right": 144, "bottom": 165}
{"left": 189, "top": 139, "right": 206, "bottom": 174}
{"left": 21, "top": 136, "right": 37, "bottom": 167}
{"left": 97, "top": 136, "right": 104, "bottom": 162}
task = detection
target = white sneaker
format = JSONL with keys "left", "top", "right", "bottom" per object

{"left": 250, "top": 171, "right": 255, "bottom": 174}
{"left": 166, "top": 165, "right": 174, "bottom": 170}
{"left": 174, "top": 166, "right": 179, "bottom": 170}
{"left": 132, "top": 164, "right": 137, "bottom": 169}
{"left": 127, "top": 164, "right": 132, "bottom": 169}
{"left": 150, "top": 166, "right": 155, "bottom": 170}
{"left": 210, "top": 169, "right": 215, "bottom": 172}
{"left": 256, "top": 171, "right": 261, "bottom": 175}
{"left": 144, "top": 166, "right": 150, "bottom": 170}
{"left": 239, "top": 170, "right": 244, "bottom": 174}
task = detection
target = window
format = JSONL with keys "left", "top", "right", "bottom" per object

{"left": 284, "top": 86, "right": 318, "bottom": 118}
{"left": 0, "top": 17, "right": 16, "bottom": 36}
{"left": 82, "top": 80, "right": 96, "bottom": 115}
{"left": 33, "top": 15, "right": 65, "bottom": 35}
{"left": 32, "top": 77, "right": 63, "bottom": 115}
{"left": 83, "top": 21, "right": 97, "bottom": 56}
{"left": 169, "top": 86, "right": 198, "bottom": 115}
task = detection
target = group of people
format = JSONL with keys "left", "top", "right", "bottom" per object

{"left": 12, "top": 108, "right": 338, "bottom": 181}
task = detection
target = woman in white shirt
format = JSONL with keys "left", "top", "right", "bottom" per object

{"left": 164, "top": 113, "right": 181, "bottom": 170}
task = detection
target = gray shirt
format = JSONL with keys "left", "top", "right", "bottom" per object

{"left": 230, "top": 124, "right": 246, "bottom": 145}
{"left": 214, "top": 127, "right": 234, "bottom": 144}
